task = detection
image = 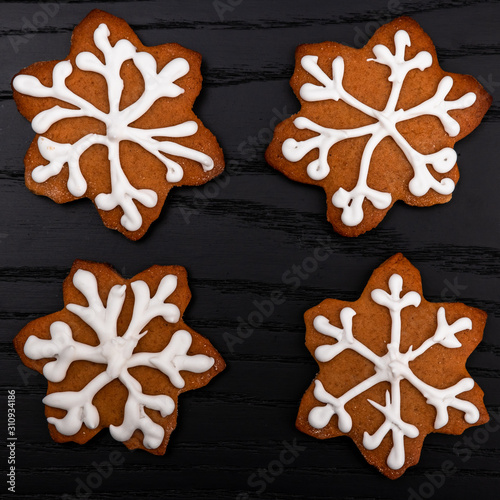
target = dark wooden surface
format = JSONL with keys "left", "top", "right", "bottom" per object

{"left": 1, "top": 1, "right": 499, "bottom": 499}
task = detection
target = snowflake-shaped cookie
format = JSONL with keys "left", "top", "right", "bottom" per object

{"left": 296, "top": 253, "right": 488, "bottom": 478}
{"left": 266, "top": 17, "right": 491, "bottom": 236}
{"left": 12, "top": 10, "right": 224, "bottom": 240}
{"left": 14, "top": 260, "right": 225, "bottom": 454}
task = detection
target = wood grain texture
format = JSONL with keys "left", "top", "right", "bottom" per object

{"left": 0, "top": 0, "right": 499, "bottom": 498}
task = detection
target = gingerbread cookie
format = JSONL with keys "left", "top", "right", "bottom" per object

{"left": 266, "top": 17, "right": 491, "bottom": 236}
{"left": 296, "top": 253, "right": 488, "bottom": 478}
{"left": 14, "top": 260, "right": 225, "bottom": 454}
{"left": 12, "top": 10, "right": 224, "bottom": 240}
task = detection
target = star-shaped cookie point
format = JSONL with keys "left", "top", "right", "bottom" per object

{"left": 266, "top": 16, "right": 492, "bottom": 237}
{"left": 296, "top": 253, "right": 488, "bottom": 478}
{"left": 12, "top": 10, "right": 224, "bottom": 240}
{"left": 14, "top": 260, "right": 225, "bottom": 454}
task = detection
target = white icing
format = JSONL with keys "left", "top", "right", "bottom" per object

{"left": 13, "top": 23, "right": 215, "bottom": 232}
{"left": 24, "top": 268, "right": 215, "bottom": 450}
{"left": 282, "top": 29, "right": 477, "bottom": 226}
{"left": 309, "top": 273, "right": 479, "bottom": 470}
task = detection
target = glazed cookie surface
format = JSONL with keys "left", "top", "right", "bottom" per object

{"left": 14, "top": 260, "right": 225, "bottom": 454}
{"left": 296, "top": 253, "right": 488, "bottom": 478}
{"left": 12, "top": 9, "right": 224, "bottom": 240}
{"left": 266, "top": 17, "right": 491, "bottom": 236}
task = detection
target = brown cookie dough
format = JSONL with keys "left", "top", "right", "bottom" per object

{"left": 12, "top": 10, "right": 224, "bottom": 240}
{"left": 14, "top": 260, "right": 225, "bottom": 454}
{"left": 296, "top": 253, "right": 488, "bottom": 478}
{"left": 266, "top": 17, "right": 491, "bottom": 236}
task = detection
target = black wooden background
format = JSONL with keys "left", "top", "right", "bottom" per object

{"left": 0, "top": 1, "right": 499, "bottom": 499}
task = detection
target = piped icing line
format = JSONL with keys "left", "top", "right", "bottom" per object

{"left": 13, "top": 23, "right": 215, "bottom": 232}
{"left": 23, "top": 268, "right": 215, "bottom": 450}
{"left": 308, "top": 273, "right": 479, "bottom": 470}
{"left": 282, "top": 29, "right": 476, "bottom": 227}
